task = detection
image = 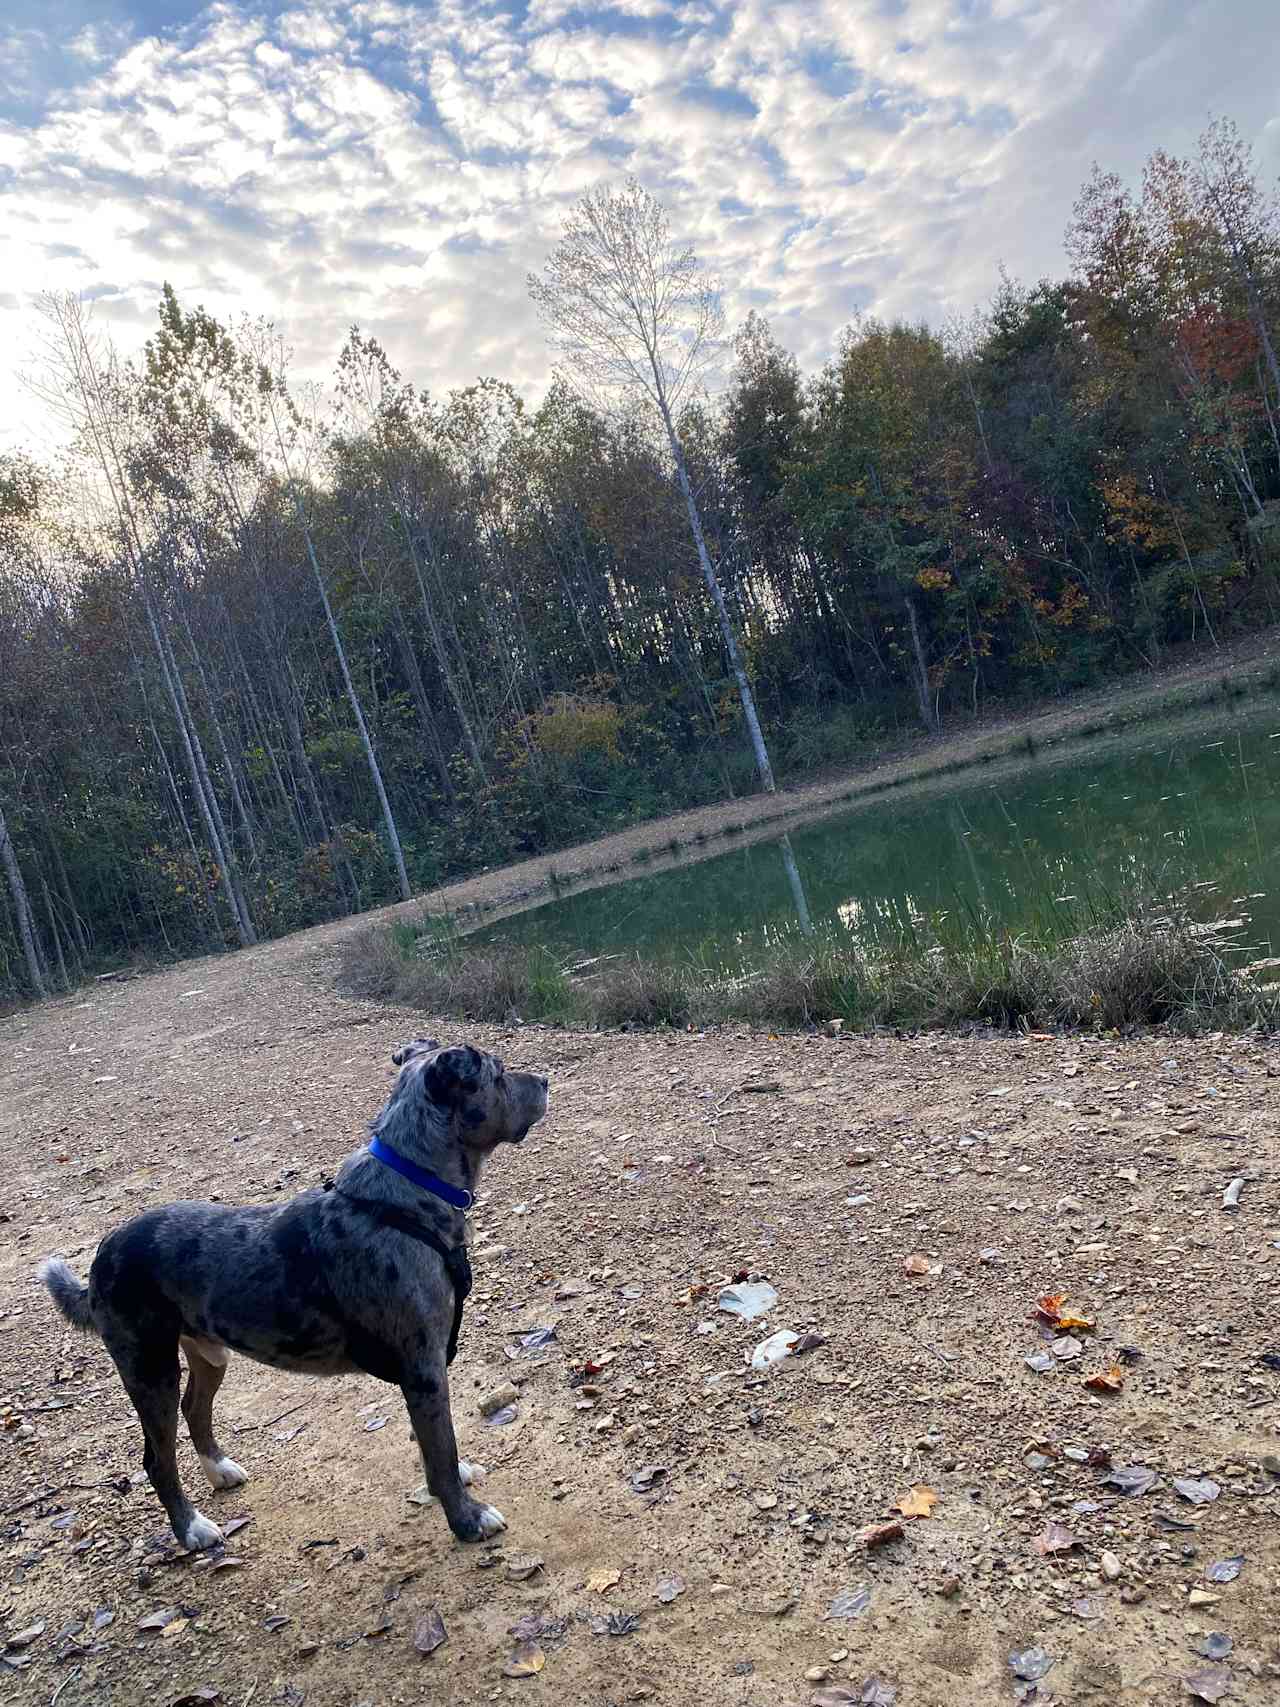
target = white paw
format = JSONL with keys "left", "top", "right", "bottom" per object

{"left": 181, "top": 1511, "right": 224, "bottom": 1552}
{"left": 200, "top": 1454, "right": 248, "bottom": 1490}
{"left": 459, "top": 1460, "right": 487, "bottom": 1487}
{"left": 476, "top": 1504, "right": 506, "bottom": 1539}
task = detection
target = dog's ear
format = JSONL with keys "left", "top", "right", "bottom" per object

{"left": 421, "top": 1044, "right": 484, "bottom": 1105}
{"left": 391, "top": 1037, "right": 441, "bottom": 1067}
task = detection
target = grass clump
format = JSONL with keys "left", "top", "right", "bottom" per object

{"left": 339, "top": 891, "right": 1276, "bottom": 1036}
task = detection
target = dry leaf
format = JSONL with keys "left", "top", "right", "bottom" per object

{"left": 902, "top": 1254, "right": 931, "bottom": 1277}
{"left": 894, "top": 1485, "right": 939, "bottom": 1519}
{"left": 1184, "top": 1665, "right": 1232, "bottom": 1703}
{"left": 655, "top": 1574, "right": 686, "bottom": 1604}
{"left": 505, "top": 1555, "right": 545, "bottom": 1582}
{"left": 1033, "top": 1292, "right": 1067, "bottom": 1325}
{"left": 137, "top": 1607, "right": 180, "bottom": 1632}
{"left": 586, "top": 1567, "right": 622, "bottom": 1594}
{"left": 1057, "top": 1312, "right": 1096, "bottom": 1332}
{"left": 859, "top": 1520, "right": 905, "bottom": 1549}
{"left": 1084, "top": 1364, "right": 1125, "bottom": 1394}
{"left": 503, "top": 1641, "right": 546, "bottom": 1677}
{"left": 412, "top": 1608, "right": 447, "bottom": 1656}
{"left": 1033, "top": 1521, "right": 1078, "bottom": 1555}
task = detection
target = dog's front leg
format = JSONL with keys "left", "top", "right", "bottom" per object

{"left": 401, "top": 1369, "right": 506, "bottom": 1543}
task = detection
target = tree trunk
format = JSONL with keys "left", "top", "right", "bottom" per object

{"left": 0, "top": 798, "right": 45, "bottom": 998}
{"left": 662, "top": 405, "right": 777, "bottom": 794}
{"left": 297, "top": 517, "right": 412, "bottom": 902}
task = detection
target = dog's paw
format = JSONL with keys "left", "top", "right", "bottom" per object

{"left": 451, "top": 1499, "right": 507, "bottom": 1543}
{"left": 458, "top": 1460, "right": 486, "bottom": 1487}
{"left": 180, "top": 1511, "right": 224, "bottom": 1552}
{"left": 200, "top": 1454, "right": 249, "bottom": 1490}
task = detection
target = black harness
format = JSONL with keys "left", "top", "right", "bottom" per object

{"left": 333, "top": 1189, "right": 473, "bottom": 1366}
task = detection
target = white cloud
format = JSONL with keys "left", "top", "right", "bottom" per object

{"left": 1, "top": 0, "right": 1278, "bottom": 452}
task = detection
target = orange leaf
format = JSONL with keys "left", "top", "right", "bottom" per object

{"left": 1057, "top": 1313, "right": 1096, "bottom": 1333}
{"left": 1083, "top": 1364, "right": 1125, "bottom": 1395}
{"left": 895, "top": 1485, "right": 939, "bottom": 1519}
{"left": 1034, "top": 1292, "right": 1066, "bottom": 1325}
{"left": 902, "top": 1254, "right": 931, "bottom": 1277}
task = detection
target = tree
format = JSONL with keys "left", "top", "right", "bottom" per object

{"left": 529, "top": 179, "right": 778, "bottom": 794}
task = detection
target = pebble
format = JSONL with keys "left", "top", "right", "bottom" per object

{"left": 478, "top": 1384, "right": 519, "bottom": 1418}
{"left": 1188, "top": 1590, "right": 1220, "bottom": 1608}
{"left": 1100, "top": 1552, "right": 1122, "bottom": 1581}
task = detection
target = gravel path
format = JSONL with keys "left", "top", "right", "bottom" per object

{"left": 2, "top": 912, "right": 1279, "bottom": 1704}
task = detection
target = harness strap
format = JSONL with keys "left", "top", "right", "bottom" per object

{"left": 335, "top": 1190, "right": 473, "bottom": 1366}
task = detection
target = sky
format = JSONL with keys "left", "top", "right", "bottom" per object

{"left": 2, "top": 0, "right": 1279, "bottom": 451}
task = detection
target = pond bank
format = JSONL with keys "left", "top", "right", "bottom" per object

{"left": 395, "top": 627, "right": 1280, "bottom": 943}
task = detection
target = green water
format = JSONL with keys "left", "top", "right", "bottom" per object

{"left": 469, "top": 703, "right": 1280, "bottom": 971}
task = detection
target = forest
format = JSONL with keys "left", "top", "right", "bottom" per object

{"left": 3, "top": 119, "right": 1280, "bottom": 1003}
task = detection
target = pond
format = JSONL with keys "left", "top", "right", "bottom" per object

{"left": 469, "top": 701, "right": 1280, "bottom": 972}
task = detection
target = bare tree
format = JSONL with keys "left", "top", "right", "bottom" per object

{"left": 529, "top": 178, "right": 778, "bottom": 794}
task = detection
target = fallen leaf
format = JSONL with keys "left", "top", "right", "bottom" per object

{"left": 1069, "top": 1597, "right": 1104, "bottom": 1621}
{"left": 858, "top": 1681, "right": 897, "bottom": 1706}
{"left": 263, "top": 1616, "right": 291, "bottom": 1633}
{"left": 1204, "top": 1556, "right": 1243, "bottom": 1584}
{"left": 1024, "top": 1352, "right": 1054, "bottom": 1374}
{"left": 825, "top": 1585, "right": 871, "bottom": 1620}
{"left": 586, "top": 1567, "right": 622, "bottom": 1594}
{"left": 902, "top": 1254, "right": 931, "bottom": 1276}
{"left": 860, "top": 1520, "right": 905, "bottom": 1549}
{"left": 502, "top": 1641, "right": 546, "bottom": 1677}
{"left": 1173, "top": 1477, "right": 1220, "bottom": 1505}
{"left": 1008, "top": 1646, "right": 1055, "bottom": 1681}
{"left": 508, "top": 1614, "right": 569, "bottom": 1644}
{"left": 1050, "top": 1335, "right": 1082, "bottom": 1361}
{"left": 137, "top": 1607, "right": 180, "bottom": 1633}
{"left": 1033, "top": 1292, "right": 1068, "bottom": 1325}
{"left": 793, "top": 1331, "right": 828, "bottom": 1355}
{"left": 1033, "top": 1521, "right": 1078, "bottom": 1555}
{"left": 1183, "top": 1665, "right": 1232, "bottom": 1703}
{"left": 589, "top": 1610, "right": 642, "bottom": 1636}
{"left": 811, "top": 1691, "right": 861, "bottom": 1707}
{"left": 412, "top": 1608, "right": 447, "bottom": 1656}
{"left": 1191, "top": 1634, "right": 1233, "bottom": 1660}
{"left": 1083, "top": 1364, "right": 1125, "bottom": 1394}
{"left": 1103, "top": 1464, "right": 1159, "bottom": 1496}
{"left": 505, "top": 1555, "right": 545, "bottom": 1582}
{"left": 3, "top": 1623, "right": 45, "bottom": 1650}
{"left": 630, "top": 1464, "right": 669, "bottom": 1492}
{"left": 222, "top": 1516, "right": 253, "bottom": 1538}
{"left": 362, "top": 1416, "right": 387, "bottom": 1432}
{"left": 894, "top": 1484, "right": 939, "bottom": 1519}
{"left": 655, "top": 1574, "right": 686, "bottom": 1604}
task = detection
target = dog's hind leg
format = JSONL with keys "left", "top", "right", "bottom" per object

{"left": 401, "top": 1368, "right": 506, "bottom": 1544}
{"left": 180, "top": 1337, "right": 248, "bottom": 1491}
{"left": 106, "top": 1332, "right": 223, "bottom": 1552}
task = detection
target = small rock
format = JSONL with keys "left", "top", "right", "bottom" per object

{"left": 936, "top": 1576, "right": 961, "bottom": 1598}
{"left": 1120, "top": 1587, "right": 1147, "bottom": 1606}
{"left": 478, "top": 1384, "right": 520, "bottom": 1418}
{"left": 1100, "top": 1551, "right": 1122, "bottom": 1580}
{"left": 1188, "top": 1591, "right": 1220, "bottom": 1609}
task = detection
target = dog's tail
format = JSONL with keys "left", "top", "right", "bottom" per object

{"left": 38, "top": 1257, "right": 96, "bottom": 1333}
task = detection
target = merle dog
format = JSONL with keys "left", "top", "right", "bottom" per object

{"left": 40, "top": 1040, "right": 547, "bottom": 1553}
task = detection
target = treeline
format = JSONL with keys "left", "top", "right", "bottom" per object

{"left": 3, "top": 119, "right": 1280, "bottom": 1001}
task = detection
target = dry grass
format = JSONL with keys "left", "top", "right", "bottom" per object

{"left": 338, "top": 900, "right": 1277, "bottom": 1036}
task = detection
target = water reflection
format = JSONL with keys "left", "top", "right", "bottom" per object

{"left": 778, "top": 833, "right": 814, "bottom": 937}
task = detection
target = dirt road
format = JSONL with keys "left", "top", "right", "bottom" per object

{"left": 3, "top": 907, "right": 1280, "bottom": 1706}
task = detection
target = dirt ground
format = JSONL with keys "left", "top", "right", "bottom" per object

{"left": 3, "top": 903, "right": 1280, "bottom": 1707}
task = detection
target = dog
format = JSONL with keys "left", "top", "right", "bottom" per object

{"left": 39, "top": 1040, "right": 547, "bottom": 1553}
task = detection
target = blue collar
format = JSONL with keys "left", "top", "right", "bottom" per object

{"left": 368, "top": 1136, "right": 474, "bottom": 1210}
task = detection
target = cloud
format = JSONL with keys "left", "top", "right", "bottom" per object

{"left": 2, "top": 0, "right": 1278, "bottom": 452}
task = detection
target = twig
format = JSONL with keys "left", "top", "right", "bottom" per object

{"left": 7, "top": 1480, "right": 99, "bottom": 1516}
{"left": 236, "top": 1399, "right": 308, "bottom": 1434}
{"left": 50, "top": 1666, "right": 81, "bottom": 1707}
{"left": 916, "top": 1336, "right": 956, "bottom": 1366}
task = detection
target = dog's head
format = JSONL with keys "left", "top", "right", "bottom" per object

{"left": 385, "top": 1039, "right": 549, "bottom": 1157}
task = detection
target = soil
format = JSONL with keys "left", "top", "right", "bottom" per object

{"left": 3, "top": 925, "right": 1280, "bottom": 1706}
{"left": 2, "top": 634, "right": 1280, "bottom": 1706}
